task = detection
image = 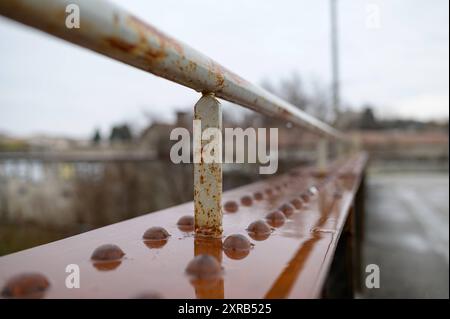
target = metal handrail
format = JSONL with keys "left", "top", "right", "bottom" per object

{"left": 0, "top": 0, "right": 345, "bottom": 140}
{"left": 0, "top": 0, "right": 352, "bottom": 237}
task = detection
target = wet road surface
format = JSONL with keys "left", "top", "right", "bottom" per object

{"left": 362, "top": 173, "right": 449, "bottom": 298}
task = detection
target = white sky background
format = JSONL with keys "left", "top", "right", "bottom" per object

{"left": 0, "top": 0, "right": 448, "bottom": 138}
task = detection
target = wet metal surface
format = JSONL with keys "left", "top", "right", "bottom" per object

{"left": 0, "top": 154, "right": 367, "bottom": 299}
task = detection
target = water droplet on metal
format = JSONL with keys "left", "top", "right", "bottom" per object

{"left": 177, "top": 215, "right": 194, "bottom": 232}
{"left": 279, "top": 203, "right": 295, "bottom": 218}
{"left": 240, "top": 195, "right": 253, "bottom": 206}
{"left": 1, "top": 273, "right": 50, "bottom": 298}
{"left": 91, "top": 244, "right": 125, "bottom": 261}
{"left": 290, "top": 198, "right": 303, "bottom": 209}
{"left": 223, "top": 200, "right": 238, "bottom": 213}
{"left": 253, "top": 192, "right": 263, "bottom": 200}
{"left": 246, "top": 220, "right": 271, "bottom": 241}
{"left": 223, "top": 234, "right": 251, "bottom": 260}
{"left": 265, "top": 210, "right": 286, "bottom": 228}
{"left": 185, "top": 254, "right": 222, "bottom": 280}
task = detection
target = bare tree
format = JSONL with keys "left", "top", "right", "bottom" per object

{"left": 262, "top": 72, "right": 335, "bottom": 123}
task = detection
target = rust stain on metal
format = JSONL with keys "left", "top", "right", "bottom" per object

{"left": 105, "top": 37, "right": 137, "bottom": 52}
{"left": 194, "top": 94, "right": 222, "bottom": 237}
{"left": 127, "top": 15, "right": 184, "bottom": 55}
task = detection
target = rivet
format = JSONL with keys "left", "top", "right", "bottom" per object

{"left": 223, "top": 200, "right": 238, "bottom": 213}
{"left": 223, "top": 234, "right": 251, "bottom": 260}
{"left": 143, "top": 226, "right": 170, "bottom": 249}
{"left": 290, "top": 198, "right": 303, "bottom": 209}
{"left": 185, "top": 255, "right": 222, "bottom": 280}
{"left": 253, "top": 192, "right": 264, "bottom": 200}
{"left": 246, "top": 220, "right": 271, "bottom": 241}
{"left": 265, "top": 210, "right": 286, "bottom": 228}
{"left": 1, "top": 273, "right": 50, "bottom": 298}
{"left": 240, "top": 195, "right": 253, "bottom": 206}
{"left": 279, "top": 203, "right": 295, "bottom": 217}
{"left": 300, "top": 192, "right": 310, "bottom": 202}
{"left": 134, "top": 291, "right": 163, "bottom": 299}
{"left": 177, "top": 215, "right": 194, "bottom": 232}
{"left": 91, "top": 244, "right": 125, "bottom": 261}
{"left": 143, "top": 226, "right": 170, "bottom": 241}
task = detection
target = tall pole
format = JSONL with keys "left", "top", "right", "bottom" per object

{"left": 330, "top": 0, "right": 340, "bottom": 122}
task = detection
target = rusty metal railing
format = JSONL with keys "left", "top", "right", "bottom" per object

{"left": 0, "top": 0, "right": 365, "bottom": 299}
{"left": 0, "top": 0, "right": 351, "bottom": 238}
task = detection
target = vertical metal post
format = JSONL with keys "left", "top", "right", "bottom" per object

{"left": 330, "top": 0, "right": 340, "bottom": 120}
{"left": 194, "top": 93, "right": 223, "bottom": 237}
{"left": 317, "top": 137, "right": 329, "bottom": 174}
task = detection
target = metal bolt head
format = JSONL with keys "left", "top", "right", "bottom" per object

{"left": 246, "top": 220, "right": 271, "bottom": 241}
{"left": 177, "top": 215, "right": 195, "bottom": 232}
{"left": 265, "top": 210, "right": 286, "bottom": 228}
{"left": 240, "top": 195, "right": 253, "bottom": 206}
{"left": 253, "top": 192, "right": 264, "bottom": 200}
{"left": 290, "top": 198, "right": 303, "bottom": 209}
{"left": 143, "top": 226, "right": 170, "bottom": 241}
{"left": 1, "top": 273, "right": 50, "bottom": 299}
{"left": 223, "top": 234, "right": 252, "bottom": 260}
{"left": 185, "top": 255, "right": 222, "bottom": 280}
{"left": 91, "top": 244, "right": 125, "bottom": 261}
{"left": 279, "top": 203, "right": 295, "bottom": 217}
{"left": 223, "top": 200, "right": 238, "bottom": 213}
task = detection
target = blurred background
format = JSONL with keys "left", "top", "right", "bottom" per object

{"left": 0, "top": 0, "right": 448, "bottom": 298}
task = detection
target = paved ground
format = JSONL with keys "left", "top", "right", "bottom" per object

{"left": 362, "top": 172, "right": 449, "bottom": 298}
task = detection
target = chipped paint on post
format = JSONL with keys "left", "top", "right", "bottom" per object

{"left": 194, "top": 94, "right": 222, "bottom": 237}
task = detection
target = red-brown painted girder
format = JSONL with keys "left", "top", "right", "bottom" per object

{"left": 0, "top": 153, "right": 367, "bottom": 299}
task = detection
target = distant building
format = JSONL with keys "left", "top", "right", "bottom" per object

{"left": 140, "top": 111, "right": 192, "bottom": 159}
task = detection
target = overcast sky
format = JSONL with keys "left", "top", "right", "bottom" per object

{"left": 0, "top": 0, "right": 448, "bottom": 138}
